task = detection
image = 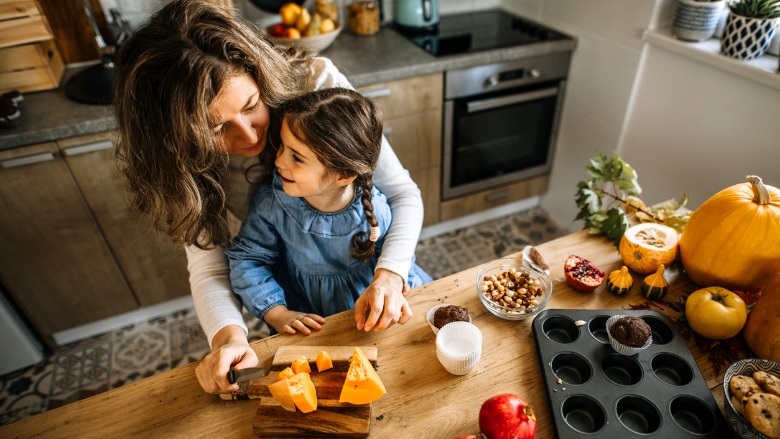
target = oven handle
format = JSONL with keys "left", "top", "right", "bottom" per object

{"left": 466, "top": 87, "right": 558, "bottom": 113}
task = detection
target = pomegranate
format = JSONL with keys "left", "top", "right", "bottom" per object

{"left": 478, "top": 393, "right": 536, "bottom": 439}
{"left": 563, "top": 255, "right": 604, "bottom": 292}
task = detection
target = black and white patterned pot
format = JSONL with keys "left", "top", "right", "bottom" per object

{"left": 722, "top": 358, "right": 780, "bottom": 438}
{"left": 721, "top": 12, "right": 779, "bottom": 59}
{"left": 673, "top": 0, "right": 726, "bottom": 41}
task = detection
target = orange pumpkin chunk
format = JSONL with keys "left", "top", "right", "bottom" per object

{"left": 278, "top": 367, "right": 295, "bottom": 381}
{"left": 291, "top": 356, "right": 311, "bottom": 374}
{"left": 339, "top": 347, "right": 386, "bottom": 405}
{"left": 268, "top": 379, "right": 297, "bottom": 412}
{"left": 315, "top": 351, "right": 333, "bottom": 372}
{"left": 288, "top": 372, "right": 318, "bottom": 413}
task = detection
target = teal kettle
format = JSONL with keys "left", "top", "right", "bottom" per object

{"left": 394, "top": 0, "right": 438, "bottom": 32}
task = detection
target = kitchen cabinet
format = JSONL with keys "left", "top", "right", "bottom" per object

{"left": 357, "top": 73, "right": 442, "bottom": 226}
{"left": 0, "top": 132, "right": 189, "bottom": 347}
{"left": 439, "top": 175, "right": 549, "bottom": 222}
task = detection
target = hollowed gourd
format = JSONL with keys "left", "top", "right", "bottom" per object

{"left": 619, "top": 223, "right": 678, "bottom": 275}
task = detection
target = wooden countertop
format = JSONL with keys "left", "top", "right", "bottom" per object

{"left": 0, "top": 230, "right": 729, "bottom": 438}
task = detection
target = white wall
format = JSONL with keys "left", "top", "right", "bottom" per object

{"left": 502, "top": 0, "right": 780, "bottom": 231}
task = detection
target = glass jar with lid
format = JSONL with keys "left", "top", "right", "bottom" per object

{"left": 347, "top": 1, "right": 380, "bottom": 36}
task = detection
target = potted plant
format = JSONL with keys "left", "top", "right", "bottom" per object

{"left": 721, "top": 0, "right": 780, "bottom": 59}
{"left": 673, "top": 0, "right": 727, "bottom": 41}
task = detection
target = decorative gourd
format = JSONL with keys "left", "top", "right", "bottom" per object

{"left": 268, "top": 378, "right": 297, "bottom": 412}
{"left": 278, "top": 366, "right": 295, "bottom": 381}
{"left": 679, "top": 175, "right": 780, "bottom": 291}
{"left": 315, "top": 350, "right": 333, "bottom": 372}
{"left": 339, "top": 347, "right": 386, "bottom": 405}
{"left": 619, "top": 223, "right": 679, "bottom": 275}
{"left": 743, "top": 274, "right": 780, "bottom": 362}
{"left": 607, "top": 266, "right": 633, "bottom": 296}
{"left": 291, "top": 356, "right": 311, "bottom": 374}
{"left": 641, "top": 264, "right": 669, "bottom": 300}
{"left": 287, "top": 372, "right": 318, "bottom": 413}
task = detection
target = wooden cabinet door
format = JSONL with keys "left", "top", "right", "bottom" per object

{"left": 59, "top": 133, "right": 191, "bottom": 306}
{"left": 359, "top": 74, "right": 443, "bottom": 225}
{"left": 0, "top": 142, "right": 136, "bottom": 344}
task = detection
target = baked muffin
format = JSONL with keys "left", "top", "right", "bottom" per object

{"left": 609, "top": 316, "right": 651, "bottom": 347}
{"left": 433, "top": 305, "right": 470, "bottom": 329}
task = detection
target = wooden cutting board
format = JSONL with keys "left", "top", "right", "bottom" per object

{"left": 251, "top": 345, "right": 378, "bottom": 438}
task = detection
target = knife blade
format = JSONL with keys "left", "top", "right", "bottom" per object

{"left": 227, "top": 367, "right": 266, "bottom": 384}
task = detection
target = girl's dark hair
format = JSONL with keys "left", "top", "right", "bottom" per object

{"left": 280, "top": 88, "right": 384, "bottom": 262}
{"left": 113, "top": 0, "right": 309, "bottom": 249}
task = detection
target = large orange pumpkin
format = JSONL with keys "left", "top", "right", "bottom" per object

{"left": 679, "top": 175, "right": 780, "bottom": 291}
{"left": 743, "top": 274, "right": 780, "bottom": 361}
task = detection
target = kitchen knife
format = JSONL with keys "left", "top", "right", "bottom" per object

{"left": 227, "top": 367, "right": 266, "bottom": 384}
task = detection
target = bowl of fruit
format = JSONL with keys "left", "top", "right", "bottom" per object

{"left": 265, "top": 1, "right": 342, "bottom": 54}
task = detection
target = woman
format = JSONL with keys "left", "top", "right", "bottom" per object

{"left": 113, "top": 0, "right": 423, "bottom": 394}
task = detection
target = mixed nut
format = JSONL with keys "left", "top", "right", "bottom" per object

{"left": 480, "top": 267, "right": 544, "bottom": 314}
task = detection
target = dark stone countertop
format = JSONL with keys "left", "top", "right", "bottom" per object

{"left": 0, "top": 25, "right": 575, "bottom": 151}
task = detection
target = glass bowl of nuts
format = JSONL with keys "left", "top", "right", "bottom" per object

{"left": 476, "top": 257, "right": 552, "bottom": 320}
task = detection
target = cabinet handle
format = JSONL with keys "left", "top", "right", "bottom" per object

{"left": 485, "top": 190, "right": 511, "bottom": 202}
{"left": 1, "top": 152, "right": 55, "bottom": 168}
{"left": 361, "top": 87, "right": 391, "bottom": 99}
{"left": 63, "top": 140, "right": 114, "bottom": 156}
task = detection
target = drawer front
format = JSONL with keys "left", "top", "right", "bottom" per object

{"left": 358, "top": 73, "right": 442, "bottom": 118}
{"left": 0, "top": 40, "right": 63, "bottom": 91}
{"left": 439, "top": 175, "right": 549, "bottom": 222}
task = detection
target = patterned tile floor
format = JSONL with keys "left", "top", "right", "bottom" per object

{"left": 0, "top": 207, "right": 566, "bottom": 427}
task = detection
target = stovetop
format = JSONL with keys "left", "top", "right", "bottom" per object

{"left": 392, "top": 9, "right": 571, "bottom": 57}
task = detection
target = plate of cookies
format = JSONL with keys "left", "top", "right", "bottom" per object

{"left": 723, "top": 358, "right": 780, "bottom": 439}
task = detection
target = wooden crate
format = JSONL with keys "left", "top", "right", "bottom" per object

{"left": 0, "top": 0, "right": 63, "bottom": 93}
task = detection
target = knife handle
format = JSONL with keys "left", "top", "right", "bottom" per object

{"left": 227, "top": 368, "right": 237, "bottom": 384}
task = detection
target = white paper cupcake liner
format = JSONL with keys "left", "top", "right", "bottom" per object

{"left": 606, "top": 314, "right": 652, "bottom": 356}
{"left": 427, "top": 303, "right": 472, "bottom": 335}
{"left": 435, "top": 321, "right": 482, "bottom": 375}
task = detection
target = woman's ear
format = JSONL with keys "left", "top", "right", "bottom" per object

{"left": 335, "top": 174, "right": 357, "bottom": 187}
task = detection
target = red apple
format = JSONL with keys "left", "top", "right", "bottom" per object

{"left": 269, "top": 23, "right": 287, "bottom": 37}
{"left": 479, "top": 393, "right": 536, "bottom": 439}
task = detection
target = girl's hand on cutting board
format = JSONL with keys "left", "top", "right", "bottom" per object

{"left": 195, "top": 325, "right": 258, "bottom": 394}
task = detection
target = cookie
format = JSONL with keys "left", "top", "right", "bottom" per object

{"left": 731, "top": 394, "right": 746, "bottom": 417}
{"left": 731, "top": 375, "right": 761, "bottom": 400}
{"left": 744, "top": 392, "right": 780, "bottom": 439}
{"left": 754, "top": 371, "right": 780, "bottom": 397}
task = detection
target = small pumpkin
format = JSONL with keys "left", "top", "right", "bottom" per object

{"left": 743, "top": 274, "right": 780, "bottom": 362}
{"left": 641, "top": 264, "right": 669, "bottom": 300}
{"left": 315, "top": 350, "right": 333, "bottom": 372}
{"left": 679, "top": 175, "right": 780, "bottom": 291}
{"left": 607, "top": 266, "right": 634, "bottom": 296}
{"left": 339, "top": 347, "right": 386, "bottom": 405}
{"left": 619, "top": 223, "right": 679, "bottom": 275}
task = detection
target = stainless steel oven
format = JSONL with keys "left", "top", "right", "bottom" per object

{"left": 442, "top": 51, "right": 571, "bottom": 200}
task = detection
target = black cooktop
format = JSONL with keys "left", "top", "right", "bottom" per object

{"left": 392, "top": 9, "right": 570, "bottom": 57}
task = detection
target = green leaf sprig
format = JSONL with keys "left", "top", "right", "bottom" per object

{"left": 575, "top": 152, "right": 690, "bottom": 247}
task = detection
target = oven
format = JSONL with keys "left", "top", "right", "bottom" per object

{"left": 442, "top": 52, "right": 570, "bottom": 200}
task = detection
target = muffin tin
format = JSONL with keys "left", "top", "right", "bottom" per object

{"left": 532, "top": 309, "right": 730, "bottom": 438}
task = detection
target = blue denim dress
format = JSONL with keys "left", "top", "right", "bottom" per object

{"left": 226, "top": 172, "right": 431, "bottom": 321}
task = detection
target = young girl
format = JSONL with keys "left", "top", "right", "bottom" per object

{"left": 225, "top": 88, "right": 431, "bottom": 335}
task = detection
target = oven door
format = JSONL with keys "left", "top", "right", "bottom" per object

{"left": 442, "top": 81, "right": 564, "bottom": 200}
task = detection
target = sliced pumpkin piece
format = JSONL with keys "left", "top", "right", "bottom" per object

{"left": 278, "top": 366, "right": 295, "bottom": 381}
{"left": 339, "top": 347, "right": 386, "bottom": 405}
{"left": 268, "top": 379, "right": 297, "bottom": 412}
{"left": 291, "top": 356, "right": 311, "bottom": 374}
{"left": 315, "top": 350, "right": 333, "bottom": 372}
{"left": 288, "top": 372, "right": 318, "bottom": 413}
